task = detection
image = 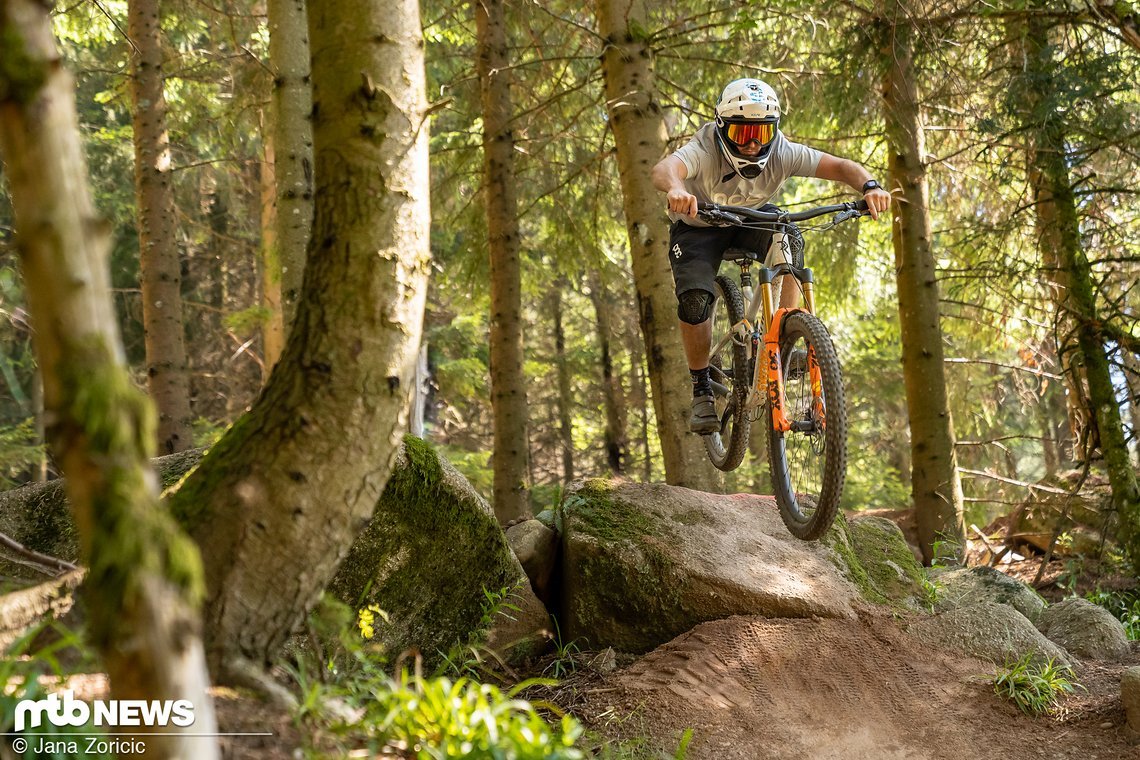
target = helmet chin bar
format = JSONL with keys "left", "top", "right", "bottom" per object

{"left": 737, "top": 164, "right": 762, "bottom": 179}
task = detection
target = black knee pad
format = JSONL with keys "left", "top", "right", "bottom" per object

{"left": 677, "top": 289, "right": 715, "bottom": 325}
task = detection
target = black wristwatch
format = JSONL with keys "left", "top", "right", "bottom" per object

{"left": 862, "top": 179, "right": 882, "bottom": 194}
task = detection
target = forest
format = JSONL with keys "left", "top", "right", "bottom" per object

{"left": 0, "top": 0, "right": 1138, "bottom": 758}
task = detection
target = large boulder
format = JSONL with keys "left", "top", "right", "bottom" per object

{"left": 328, "top": 437, "right": 549, "bottom": 662}
{"left": 1035, "top": 598, "right": 1130, "bottom": 661}
{"left": 560, "top": 479, "right": 860, "bottom": 654}
{"left": 506, "top": 519, "right": 558, "bottom": 601}
{"left": 906, "top": 602, "right": 1072, "bottom": 668}
{"left": 931, "top": 566, "right": 1046, "bottom": 623}
{"left": 0, "top": 440, "right": 549, "bottom": 663}
{"left": 0, "top": 449, "right": 203, "bottom": 580}
{"left": 1123, "top": 667, "right": 1140, "bottom": 733}
{"left": 825, "top": 515, "right": 928, "bottom": 610}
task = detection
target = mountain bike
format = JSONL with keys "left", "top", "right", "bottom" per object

{"left": 695, "top": 199, "right": 869, "bottom": 540}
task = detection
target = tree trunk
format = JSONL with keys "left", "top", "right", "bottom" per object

{"left": 1013, "top": 8, "right": 1140, "bottom": 564}
{"left": 128, "top": 0, "right": 193, "bottom": 454}
{"left": 1122, "top": 349, "right": 1140, "bottom": 465}
{"left": 265, "top": 0, "right": 313, "bottom": 367}
{"left": 550, "top": 285, "right": 575, "bottom": 482}
{"left": 476, "top": 0, "right": 531, "bottom": 522}
{"left": 595, "top": 0, "right": 719, "bottom": 491}
{"left": 624, "top": 319, "right": 653, "bottom": 482}
{"left": 259, "top": 120, "right": 284, "bottom": 379}
{"left": 0, "top": 3, "right": 218, "bottom": 756}
{"left": 880, "top": 4, "right": 966, "bottom": 564}
{"left": 166, "top": 0, "right": 431, "bottom": 685}
{"left": 587, "top": 270, "right": 628, "bottom": 475}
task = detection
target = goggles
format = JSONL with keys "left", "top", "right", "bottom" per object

{"left": 725, "top": 120, "right": 775, "bottom": 147}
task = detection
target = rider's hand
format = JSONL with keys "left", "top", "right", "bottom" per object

{"left": 864, "top": 187, "right": 892, "bottom": 220}
{"left": 667, "top": 188, "right": 698, "bottom": 218}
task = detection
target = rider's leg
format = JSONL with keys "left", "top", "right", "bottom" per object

{"left": 679, "top": 307, "right": 713, "bottom": 371}
{"left": 668, "top": 221, "right": 729, "bottom": 433}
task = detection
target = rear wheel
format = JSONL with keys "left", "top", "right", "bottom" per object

{"left": 767, "top": 311, "right": 846, "bottom": 539}
{"left": 704, "top": 275, "right": 751, "bottom": 471}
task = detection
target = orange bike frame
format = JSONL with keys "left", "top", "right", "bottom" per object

{"left": 760, "top": 295, "right": 825, "bottom": 434}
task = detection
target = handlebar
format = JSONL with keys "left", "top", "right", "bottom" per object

{"left": 696, "top": 199, "right": 869, "bottom": 227}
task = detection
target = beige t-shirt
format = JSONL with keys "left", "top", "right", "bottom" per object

{"left": 668, "top": 123, "right": 823, "bottom": 225}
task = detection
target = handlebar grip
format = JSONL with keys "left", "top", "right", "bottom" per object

{"left": 855, "top": 199, "right": 869, "bottom": 212}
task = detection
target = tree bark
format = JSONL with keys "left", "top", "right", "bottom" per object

{"left": 258, "top": 121, "right": 284, "bottom": 379}
{"left": 880, "top": 3, "right": 966, "bottom": 564}
{"left": 166, "top": 0, "right": 431, "bottom": 684}
{"left": 0, "top": 3, "right": 218, "bottom": 755}
{"left": 587, "top": 269, "right": 628, "bottom": 475}
{"left": 1013, "top": 7, "right": 1140, "bottom": 564}
{"left": 476, "top": 0, "right": 531, "bottom": 522}
{"left": 1122, "top": 348, "right": 1140, "bottom": 466}
{"left": 550, "top": 285, "right": 575, "bottom": 482}
{"left": 264, "top": 0, "right": 313, "bottom": 368}
{"left": 595, "top": 0, "right": 718, "bottom": 491}
{"left": 128, "top": 0, "right": 193, "bottom": 454}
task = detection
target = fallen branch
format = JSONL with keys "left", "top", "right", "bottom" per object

{"left": 0, "top": 530, "right": 78, "bottom": 577}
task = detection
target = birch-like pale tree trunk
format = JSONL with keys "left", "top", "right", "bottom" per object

{"left": 595, "top": 0, "right": 719, "bottom": 491}
{"left": 128, "top": 0, "right": 193, "bottom": 454}
{"left": 476, "top": 0, "right": 531, "bottom": 522}
{"left": 167, "top": 0, "right": 431, "bottom": 684}
{"left": 880, "top": 2, "right": 966, "bottom": 563}
{"left": 262, "top": 0, "right": 313, "bottom": 370}
{"left": 0, "top": 3, "right": 218, "bottom": 756}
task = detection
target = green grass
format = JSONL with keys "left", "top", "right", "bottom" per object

{"left": 1084, "top": 588, "right": 1140, "bottom": 640}
{"left": 991, "top": 653, "right": 1081, "bottom": 716}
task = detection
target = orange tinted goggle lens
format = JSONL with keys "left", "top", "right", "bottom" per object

{"left": 726, "top": 122, "right": 774, "bottom": 146}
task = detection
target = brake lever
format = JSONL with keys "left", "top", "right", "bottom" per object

{"left": 831, "top": 209, "right": 860, "bottom": 224}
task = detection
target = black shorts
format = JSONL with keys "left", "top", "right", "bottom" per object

{"left": 668, "top": 203, "right": 778, "bottom": 298}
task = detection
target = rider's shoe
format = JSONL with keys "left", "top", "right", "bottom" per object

{"left": 786, "top": 348, "right": 809, "bottom": 380}
{"left": 689, "top": 394, "right": 720, "bottom": 434}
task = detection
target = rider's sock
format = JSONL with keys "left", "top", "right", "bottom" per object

{"left": 690, "top": 367, "right": 713, "bottom": 397}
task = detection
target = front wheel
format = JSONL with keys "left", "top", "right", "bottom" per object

{"left": 767, "top": 311, "right": 846, "bottom": 540}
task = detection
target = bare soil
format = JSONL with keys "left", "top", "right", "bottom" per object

{"left": 567, "top": 608, "right": 1139, "bottom": 759}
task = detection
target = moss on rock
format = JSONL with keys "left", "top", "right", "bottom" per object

{"left": 823, "top": 515, "right": 925, "bottom": 609}
{"left": 327, "top": 436, "right": 523, "bottom": 662}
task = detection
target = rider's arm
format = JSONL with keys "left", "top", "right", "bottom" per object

{"left": 814, "top": 153, "right": 892, "bottom": 220}
{"left": 651, "top": 155, "right": 698, "bottom": 218}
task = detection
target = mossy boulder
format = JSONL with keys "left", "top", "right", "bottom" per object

{"left": 823, "top": 515, "right": 928, "bottom": 610}
{"left": 0, "top": 449, "right": 204, "bottom": 582}
{"left": 906, "top": 602, "right": 1072, "bottom": 668}
{"left": 1035, "top": 598, "right": 1130, "bottom": 661}
{"left": 328, "top": 437, "right": 549, "bottom": 663}
{"left": 0, "top": 442, "right": 549, "bottom": 663}
{"left": 931, "top": 566, "right": 1046, "bottom": 624}
{"left": 560, "top": 480, "right": 858, "bottom": 654}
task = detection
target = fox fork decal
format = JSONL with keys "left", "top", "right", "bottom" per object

{"left": 765, "top": 307, "right": 797, "bottom": 432}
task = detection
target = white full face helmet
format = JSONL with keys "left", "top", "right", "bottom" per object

{"left": 714, "top": 78, "right": 781, "bottom": 179}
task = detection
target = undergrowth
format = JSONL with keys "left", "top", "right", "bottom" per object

{"left": 991, "top": 653, "right": 1081, "bottom": 716}
{"left": 1084, "top": 588, "right": 1140, "bottom": 640}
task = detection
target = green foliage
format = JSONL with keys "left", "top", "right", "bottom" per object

{"left": 0, "top": 621, "right": 107, "bottom": 759}
{"left": 543, "top": 617, "right": 582, "bottom": 680}
{"left": 1085, "top": 589, "right": 1140, "bottom": 640}
{"left": 0, "top": 417, "right": 44, "bottom": 489}
{"left": 991, "top": 654, "right": 1081, "bottom": 716}
{"left": 288, "top": 595, "right": 585, "bottom": 759}
{"left": 365, "top": 672, "right": 584, "bottom": 759}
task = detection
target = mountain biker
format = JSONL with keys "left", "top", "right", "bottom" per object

{"left": 651, "top": 77, "right": 892, "bottom": 434}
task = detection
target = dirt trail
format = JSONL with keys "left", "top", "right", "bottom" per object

{"left": 576, "top": 611, "right": 1137, "bottom": 760}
